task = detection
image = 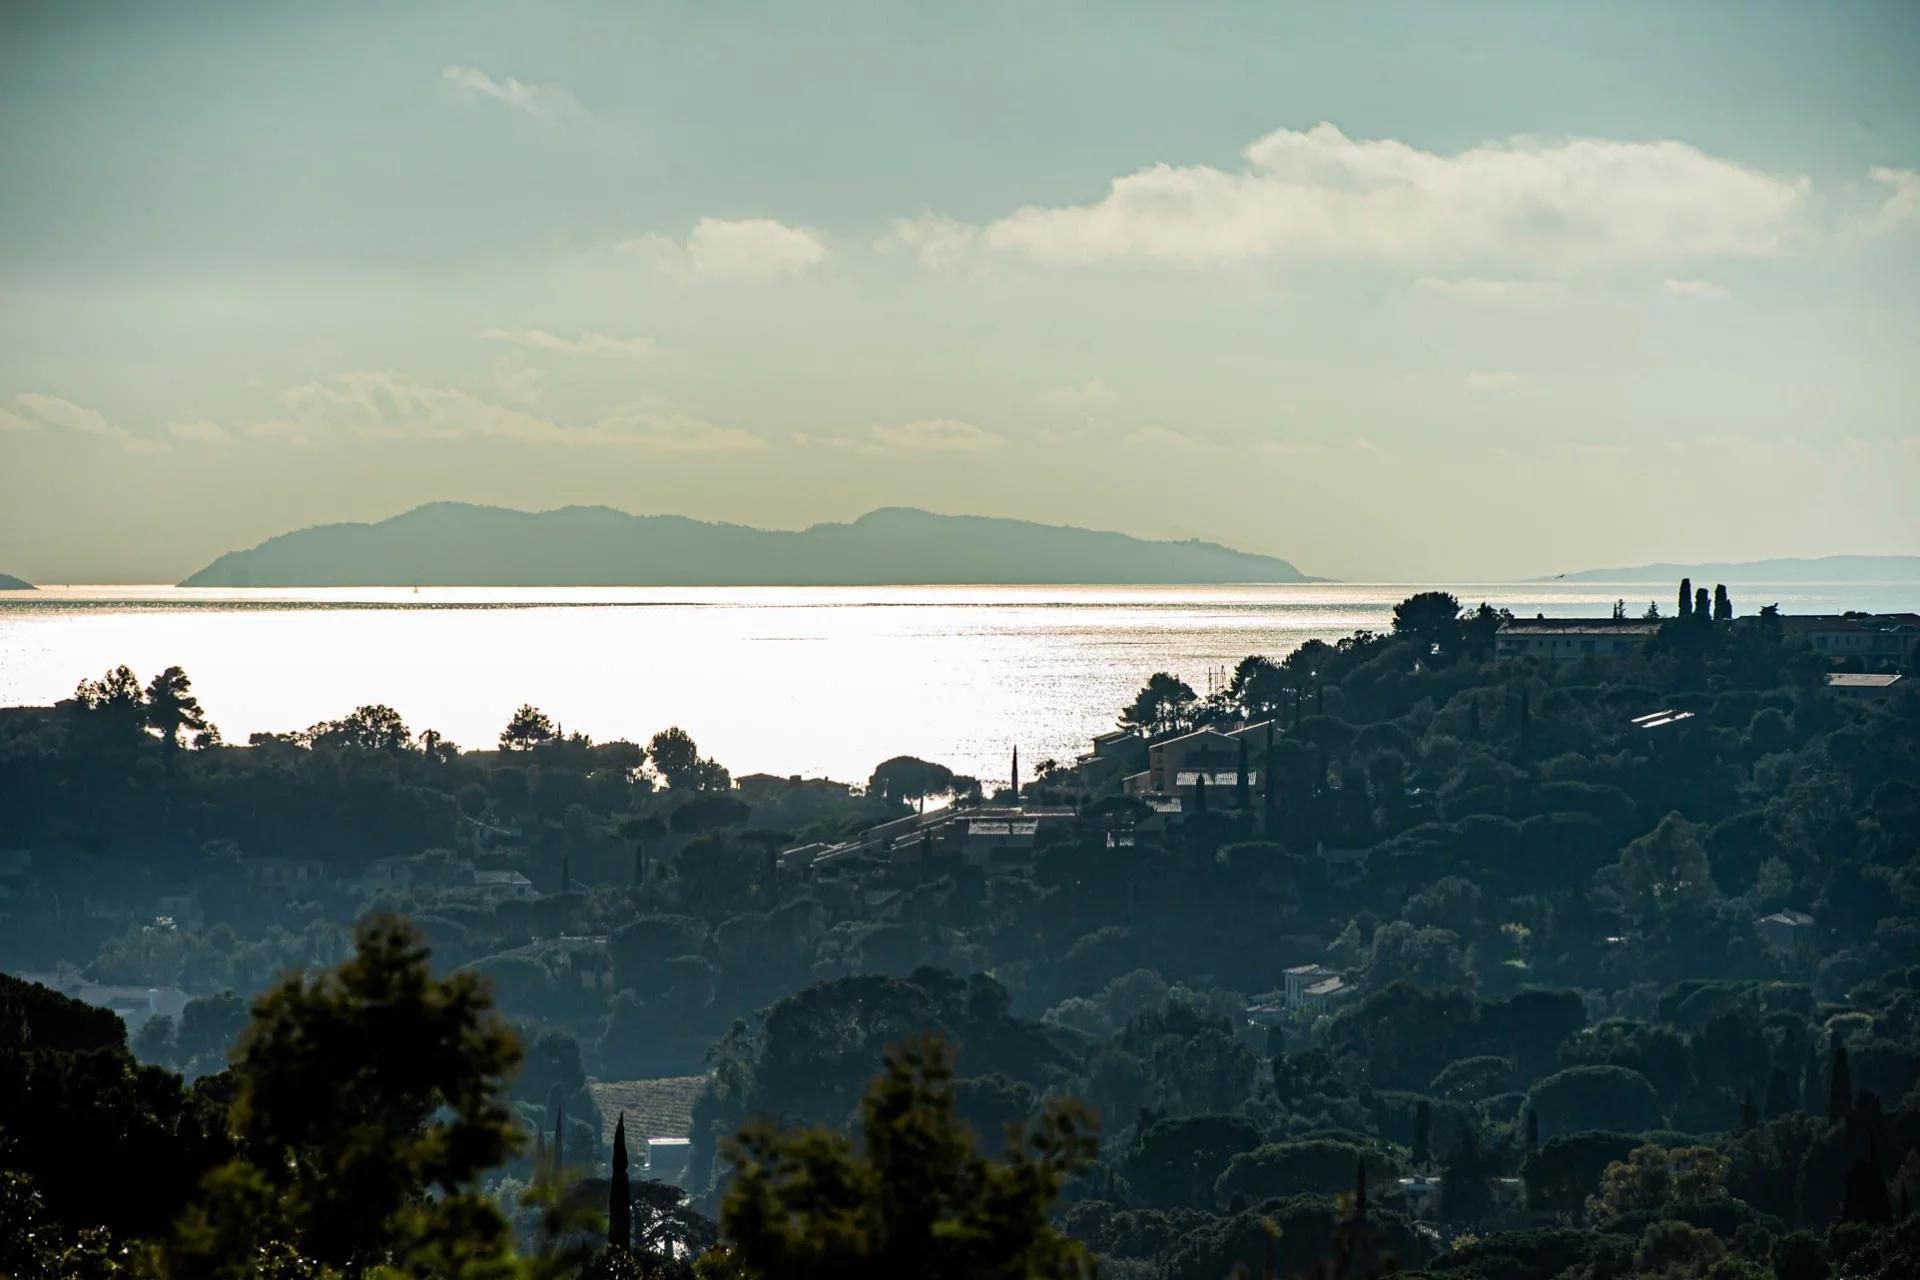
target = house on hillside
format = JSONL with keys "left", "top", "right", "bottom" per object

{"left": 1826, "top": 672, "right": 1905, "bottom": 702}
{"left": 1495, "top": 618, "right": 1660, "bottom": 662}
{"left": 1776, "top": 613, "right": 1920, "bottom": 666}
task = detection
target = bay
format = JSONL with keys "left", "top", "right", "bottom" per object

{"left": 2, "top": 580, "right": 1912, "bottom": 787}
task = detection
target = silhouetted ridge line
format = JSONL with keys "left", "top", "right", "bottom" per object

{"left": 178, "top": 504, "right": 1322, "bottom": 587}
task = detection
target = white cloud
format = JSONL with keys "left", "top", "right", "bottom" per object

{"left": 1663, "top": 278, "right": 1728, "bottom": 299}
{"left": 168, "top": 420, "right": 231, "bottom": 444}
{"left": 13, "top": 393, "right": 161, "bottom": 453}
{"left": 1040, "top": 380, "right": 1118, "bottom": 410}
{"left": 481, "top": 328, "right": 655, "bottom": 360}
{"left": 262, "top": 371, "right": 763, "bottom": 452}
{"left": 866, "top": 419, "right": 1007, "bottom": 452}
{"left": 1415, "top": 276, "right": 1561, "bottom": 303}
{"left": 956, "top": 122, "right": 1808, "bottom": 271}
{"left": 878, "top": 216, "right": 982, "bottom": 269}
{"left": 623, "top": 218, "right": 828, "bottom": 281}
{"left": 1125, "top": 425, "right": 1195, "bottom": 448}
{"left": 1463, "top": 371, "right": 1525, "bottom": 396}
{"left": 491, "top": 356, "right": 545, "bottom": 405}
{"left": 440, "top": 66, "right": 581, "bottom": 124}
{"left": 0, "top": 406, "right": 36, "bottom": 432}
{"left": 1856, "top": 167, "right": 1920, "bottom": 238}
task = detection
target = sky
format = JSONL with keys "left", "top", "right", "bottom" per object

{"left": 2, "top": 0, "right": 1918, "bottom": 584}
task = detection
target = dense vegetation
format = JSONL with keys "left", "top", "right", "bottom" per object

{"left": 2, "top": 591, "right": 1918, "bottom": 1278}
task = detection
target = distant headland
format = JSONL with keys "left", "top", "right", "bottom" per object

{"left": 0, "top": 572, "right": 33, "bottom": 590}
{"left": 1538, "top": 554, "right": 1920, "bottom": 584}
{"left": 179, "top": 503, "right": 1323, "bottom": 587}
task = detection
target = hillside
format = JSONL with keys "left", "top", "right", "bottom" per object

{"left": 0, "top": 573, "right": 32, "bottom": 590}
{"left": 1540, "top": 554, "right": 1920, "bottom": 584}
{"left": 179, "top": 503, "right": 1320, "bottom": 586}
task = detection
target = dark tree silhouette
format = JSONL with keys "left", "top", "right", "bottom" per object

{"left": 609, "top": 1113, "right": 632, "bottom": 1249}
{"left": 1679, "top": 578, "right": 1694, "bottom": 620}
{"left": 1830, "top": 1044, "right": 1853, "bottom": 1123}
{"left": 144, "top": 666, "right": 211, "bottom": 752}
{"left": 1713, "top": 583, "right": 1733, "bottom": 621}
{"left": 499, "top": 703, "right": 557, "bottom": 751}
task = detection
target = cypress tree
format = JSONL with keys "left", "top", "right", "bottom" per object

{"left": 1695, "top": 587, "right": 1711, "bottom": 621}
{"left": 560, "top": 853, "right": 570, "bottom": 895}
{"left": 1262, "top": 749, "right": 1278, "bottom": 835}
{"left": 1830, "top": 1044, "right": 1853, "bottom": 1123}
{"left": 1354, "top": 1154, "right": 1368, "bottom": 1226}
{"left": 609, "top": 1113, "right": 632, "bottom": 1249}
{"left": 1235, "top": 736, "right": 1251, "bottom": 812}
{"left": 1714, "top": 583, "right": 1732, "bottom": 621}
{"left": 1843, "top": 1136, "right": 1893, "bottom": 1223}
{"left": 550, "top": 1085, "right": 567, "bottom": 1175}
{"left": 1010, "top": 746, "right": 1019, "bottom": 804}
{"left": 1765, "top": 1063, "right": 1796, "bottom": 1119}
{"left": 1412, "top": 1099, "right": 1431, "bottom": 1169}
{"left": 1679, "top": 578, "right": 1693, "bottom": 620}
{"left": 1193, "top": 771, "right": 1208, "bottom": 816}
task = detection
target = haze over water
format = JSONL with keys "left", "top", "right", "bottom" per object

{"left": 4, "top": 581, "right": 1912, "bottom": 785}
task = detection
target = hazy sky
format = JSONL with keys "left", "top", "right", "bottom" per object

{"left": 3, "top": 0, "right": 1917, "bottom": 583}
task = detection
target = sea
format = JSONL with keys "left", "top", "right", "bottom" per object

{"left": 2, "top": 581, "right": 1913, "bottom": 788}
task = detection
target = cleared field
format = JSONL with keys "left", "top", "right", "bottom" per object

{"left": 589, "top": 1075, "right": 707, "bottom": 1147}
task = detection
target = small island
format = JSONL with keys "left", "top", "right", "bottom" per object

{"left": 0, "top": 572, "right": 34, "bottom": 590}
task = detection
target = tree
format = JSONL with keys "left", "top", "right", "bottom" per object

{"left": 1412, "top": 1100, "right": 1431, "bottom": 1170}
{"left": 1695, "top": 586, "right": 1711, "bottom": 620}
{"left": 868, "top": 756, "right": 957, "bottom": 812}
{"left": 308, "top": 704, "right": 411, "bottom": 751}
{"left": 620, "top": 814, "right": 667, "bottom": 887}
{"left": 707, "top": 1035, "right": 1096, "bottom": 1279}
{"left": 144, "top": 666, "right": 210, "bottom": 751}
{"left": 649, "top": 727, "right": 703, "bottom": 790}
{"left": 1441, "top": 1116, "right": 1494, "bottom": 1224}
{"left": 1391, "top": 592, "right": 1464, "bottom": 657}
{"left": 151, "top": 914, "right": 527, "bottom": 1276}
{"left": 500, "top": 704, "right": 558, "bottom": 751}
{"left": 1118, "top": 673, "right": 1197, "bottom": 737}
{"left": 1713, "top": 583, "right": 1733, "bottom": 622}
{"left": 1603, "top": 812, "right": 1718, "bottom": 921}
{"left": 1586, "top": 1144, "right": 1728, "bottom": 1224}
{"left": 1830, "top": 1044, "right": 1853, "bottom": 1123}
{"left": 1526, "top": 1066, "right": 1664, "bottom": 1141}
{"left": 1679, "top": 578, "right": 1694, "bottom": 620}
{"left": 609, "top": 1115, "right": 632, "bottom": 1249}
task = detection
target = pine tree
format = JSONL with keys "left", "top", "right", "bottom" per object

{"left": 1830, "top": 1044, "right": 1853, "bottom": 1123}
{"left": 1412, "top": 1099, "right": 1431, "bottom": 1169}
{"left": 1679, "top": 578, "right": 1694, "bottom": 620}
{"left": 609, "top": 1113, "right": 632, "bottom": 1249}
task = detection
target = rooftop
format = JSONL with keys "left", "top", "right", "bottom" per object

{"left": 1500, "top": 617, "right": 1662, "bottom": 636}
{"left": 1826, "top": 673, "right": 1904, "bottom": 689}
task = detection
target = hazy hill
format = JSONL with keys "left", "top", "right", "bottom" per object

{"left": 179, "top": 503, "right": 1318, "bottom": 587}
{"left": 0, "top": 572, "right": 33, "bottom": 590}
{"left": 1540, "top": 555, "right": 1920, "bottom": 584}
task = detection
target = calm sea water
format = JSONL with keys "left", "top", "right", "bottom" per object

{"left": 2, "top": 582, "right": 1912, "bottom": 786}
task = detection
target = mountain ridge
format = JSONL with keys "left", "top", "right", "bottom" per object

{"left": 179, "top": 503, "right": 1323, "bottom": 587}
{"left": 0, "top": 572, "right": 33, "bottom": 590}
{"left": 1536, "top": 554, "right": 1920, "bottom": 584}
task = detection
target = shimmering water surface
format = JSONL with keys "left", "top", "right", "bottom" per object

{"left": 2, "top": 582, "right": 1911, "bottom": 785}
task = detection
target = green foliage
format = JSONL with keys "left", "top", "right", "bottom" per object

{"left": 702, "top": 1035, "right": 1096, "bottom": 1279}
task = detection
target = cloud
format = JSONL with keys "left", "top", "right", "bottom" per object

{"left": 867, "top": 419, "right": 1007, "bottom": 452}
{"left": 937, "top": 122, "right": 1809, "bottom": 271}
{"left": 1663, "top": 278, "right": 1728, "bottom": 299}
{"left": 481, "top": 328, "right": 654, "bottom": 360}
{"left": 0, "top": 407, "right": 35, "bottom": 432}
{"left": 1463, "top": 371, "right": 1525, "bottom": 395}
{"left": 1415, "top": 276, "right": 1561, "bottom": 303}
{"left": 262, "top": 371, "right": 763, "bottom": 452}
{"left": 1856, "top": 167, "right": 1920, "bottom": 238}
{"left": 12, "top": 393, "right": 161, "bottom": 453}
{"left": 440, "top": 65, "right": 582, "bottom": 124}
{"left": 1125, "top": 425, "right": 1195, "bottom": 448}
{"left": 622, "top": 218, "right": 828, "bottom": 281}
{"left": 878, "top": 216, "right": 981, "bottom": 269}
{"left": 491, "top": 356, "right": 545, "bottom": 405}
{"left": 168, "top": 420, "right": 231, "bottom": 444}
{"left": 1040, "top": 380, "right": 1118, "bottom": 410}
